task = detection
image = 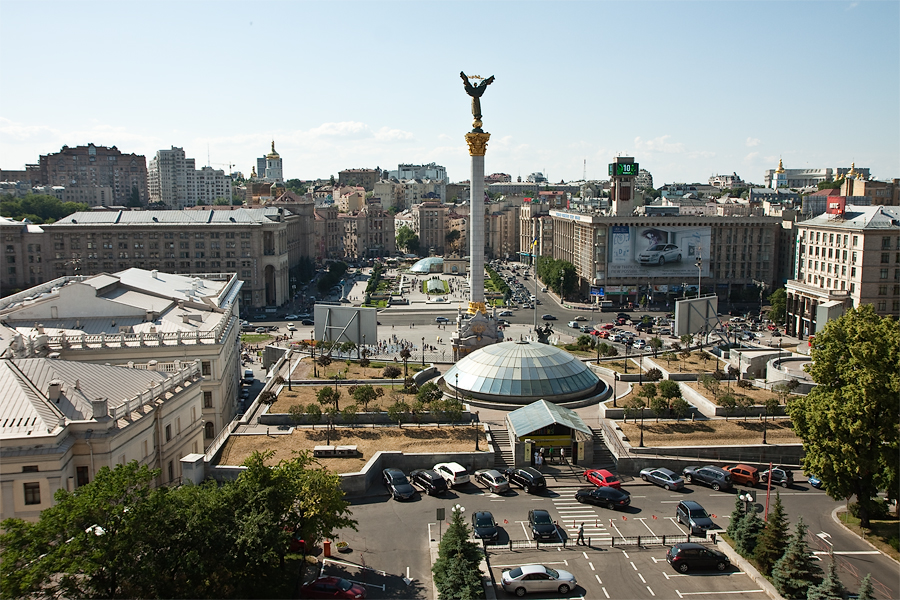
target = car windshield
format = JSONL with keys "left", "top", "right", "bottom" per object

{"left": 394, "top": 475, "right": 409, "bottom": 485}
{"left": 507, "top": 567, "right": 523, "bottom": 579}
{"left": 545, "top": 567, "right": 559, "bottom": 579}
{"left": 646, "top": 244, "right": 665, "bottom": 252}
{"left": 689, "top": 508, "right": 710, "bottom": 518}
{"left": 494, "top": 476, "right": 507, "bottom": 484}
{"left": 533, "top": 513, "right": 552, "bottom": 524}
{"left": 606, "top": 474, "right": 619, "bottom": 483}
{"left": 476, "top": 516, "right": 494, "bottom": 527}
{"left": 337, "top": 578, "right": 352, "bottom": 592}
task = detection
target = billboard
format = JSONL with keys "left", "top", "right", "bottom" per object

{"left": 608, "top": 225, "right": 711, "bottom": 278}
{"left": 313, "top": 305, "right": 377, "bottom": 345}
{"left": 674, "top": 295, "right": 719, "bottom": 338}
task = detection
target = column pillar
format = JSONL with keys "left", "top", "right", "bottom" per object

{"left": 466, "top": 132, "right": 490, "bottom": 313}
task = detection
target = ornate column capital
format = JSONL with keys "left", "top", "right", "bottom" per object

{"left": 465, "top": 132, "right": 491, "bottom": 156}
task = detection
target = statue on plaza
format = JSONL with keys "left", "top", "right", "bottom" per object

{"left": 460, "top": 71, "right": 495, "bottom": 128}
{"left": 536, "top": 323, "right": 554, "bottom": 345}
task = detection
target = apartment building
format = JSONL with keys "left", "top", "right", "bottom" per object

{"left": 0, "top": 357, "right": 204, "bottom": 522}
{"left": 314, "top": 206, "right": 343, "bottom": 262}
{"left": 387, "top": 163, "right": 447, "bottom": 181}
{"left": 548, "top": 210, "right": 783, "bottom": 304}
{"left": 36, "top": 144, "right": 149, "bottom": 206}
{"left": 0, "top": 208, "right": 300, "bottom": 308}
{"left": 412, "top": 202, "right": 448, "bottom": 255}
{"left": 519, "top": 201, "right": 553, "bottom": 264}
{"left": 785, "top": 201, "right": 900, "bottom": 338}
{"left": 841, "top": 177, "right": 900, "bottom": 206}
{"left": 0, "top": 268, "right": 243, "bottom": 467}
{"left": 148, "top": 147, "right": 231, "bottom": 208}
{"left": 338, "top": 168, "right": 381, "bottom": 191}
{"left": 486, "top": 203, "right": 519, "bottom": 261}
{"left": 339, "top": 206, "right": 396, "bottom": 260}
{"left": 335, "top": 186, "right": 365, "bottom": 213}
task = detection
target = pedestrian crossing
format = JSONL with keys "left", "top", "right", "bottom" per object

{"left": 550, "top": 487, "right": 612, "bottom": 539}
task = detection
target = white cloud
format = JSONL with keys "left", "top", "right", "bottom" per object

{"left": 743, "top": 152, "right": 760, "bottom": 163}
{"left": 307, "top": 121, "right": 372, "bottom": 139}
{"left": 746, "top": 137, "right": 761, "bottom": 147}
{"left": 847, "top": 2, "right": 858, "bottom": 10}
{"left": 372, "top": 127, "right": 414, "bottom": 142}
{"left": 634, "top": 135, "right": 685, "bottom": 154}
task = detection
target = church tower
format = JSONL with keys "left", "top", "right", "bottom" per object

{"left": 772, "top": 158, "right": 787, "bottom": 189}
{"left": 265, "top": 141, "right": 283, "bottom": 183}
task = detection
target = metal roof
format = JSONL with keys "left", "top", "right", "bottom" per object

{"left": 802, "top": 204, "right": 900, "bottom": 230}
{"left": 52, "top": 207, "right": 284, "bottom": 226}
{"left": 507, "top": 400, "right": 593, "bottom": 441}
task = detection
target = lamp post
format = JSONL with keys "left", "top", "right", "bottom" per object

{"left": 624, "top": 339, "right": 629, "bottom": 374}
{"left": 739, "top": 490, "right": 755, "bottom": 515}
{"left": 639, "top": 400, "right": 645, "bottom": 448}
{"left": 473, "top": 411, "right": 479, "bottom": 451}
{"left": 695, "top": 249, "right": 702, "bottom": 299}
{"left": 613, "top": 372, "right": 619, "bottom": 407}
{"left": 639, "top": 351, "right": 644, "bottom": 387}
{"left": 559, "top": 273, "right": 564, "bottom": 304}
{"left": 311, "top": 334, "right": 317, "bottom": 377}
{"left": 455, "top": 372, "right": 459, "bottom": 404}
{"left": 421, "top": 336, "right": 425, "bottom": 366}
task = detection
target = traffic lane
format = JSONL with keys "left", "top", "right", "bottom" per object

{"left": 487, "top": 545, "right": 765, "bottom": 600}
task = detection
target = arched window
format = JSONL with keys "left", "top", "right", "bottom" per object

{"left": 204, "top": 422, "right": 214, "bottom": 439}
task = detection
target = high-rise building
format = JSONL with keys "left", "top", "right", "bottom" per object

{"left": 412, "top": 202, "right": 448, "bottom": 255}
{"left": 148, "top": 147, "right": 231, "bottom": 208}
{"left": 388, "top": 163, "right": 447, "bottom": 181}
{"left": 36, "top": 144, "right": 148, "bottom": 206}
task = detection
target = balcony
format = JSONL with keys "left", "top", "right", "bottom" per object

{"left": 786, "top": 279, "right": 850, "bottom": 300}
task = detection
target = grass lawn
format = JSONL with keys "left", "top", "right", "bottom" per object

{"left": 217, "top": 426, "right": 487, "bottom": 473}
{"left": 241, "top": 333, "right": 273, "bottom": 343}
{"left": 270, "top": 384, "right": 412, "bottom": 413}
{"left": 685, "top": 381, "right": 782, "bottom": 408}
{"left": 653, "top": 351, "right": 723, "bottom": 374}
{"left": 618, "top": 419, "right": 800, "bottom": 446}
{"left": 838, "top": 511, "right": 900, "bottom": 560}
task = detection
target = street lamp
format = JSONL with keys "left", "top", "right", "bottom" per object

{"left": 422, "top": 336, "right": 425, "bottom": 366}
{"left": 739, "top": 490, "right": 755, "bottom": 515}
{"left": 638, "top": 400, "right": 645, "bottom": 448}
{"left": 695, "top": 249, "right": 702, "bottom": 299}
{"left": 624, "top": 339, "right": 629, "bottom": 374}
{"left": 613, "top": 372, "right": 619, "bottom": 407}
{"left": 455, "top": 372, "right": 459, "bottom": 404}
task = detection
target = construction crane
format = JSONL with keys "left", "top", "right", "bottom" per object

{"left": 210, "top": 162, "right": 235, "bottom": 175}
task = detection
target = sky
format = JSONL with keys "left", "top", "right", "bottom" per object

{"left": 1, "top": 1, "right": 898, "bottom": 187}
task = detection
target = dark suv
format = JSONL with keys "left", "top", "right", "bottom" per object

{"left": 409, "top": 469, "right": 448, "bottom": 496}
{"left": 666, "top": 542, "right": 730, "bottom": 573}
{"left": 505, "top": 467, "right": 546, "bottom": 494}
{"left": 682, "top": 466, "right": 733, "bottom": 491}
{"left": 676, "top": 500, "right": 715, "bottom": 536}
{"left": 382, "top": 468, "right": 416, "bottom": 501}
{"left": 471, "top": 511, "right": 499, "bottom": 541}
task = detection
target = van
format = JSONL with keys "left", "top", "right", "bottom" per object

{"left": 599, "top": 300, "right": 614, "bottom": 311}
{"left": 243, "top": 369, "right": 254, "bottom": 385}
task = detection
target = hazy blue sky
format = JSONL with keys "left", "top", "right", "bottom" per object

{"left": 1, "top": 1, "right": 897, "bottom": 186}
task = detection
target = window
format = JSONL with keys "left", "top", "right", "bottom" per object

{"left": 76, "top": 466, "right": 89, "bottom": 487}
{"left": 882, "top": 253, "right": 890, "bottom": 264}
{"left": 165, "top": 424, "right": 171, "bottom": 442}
{"left": 876, "top": 300, "right": 886, "bottom": 311}
{"left": 883, "top": 236, "right": 892, "bottom": 249}
{"left": 168, "top": 461, "right": 174, "bottom": 482}
{"left": 24, "top": 482, "right": 41, "bottom": 505}
{"left": 878, "top": 285, "right": 887, "bottom": 295}
{"left": 201, "top": 361, "right": 211, "bottom": 376}
{"left": 22, "top": 465, "right": 38, "bottom": 473}
{"left": 205, "top": 422, "right": 215, "bottom": 439}
{"left": 881, "top": 269, "right": 889, "bottom": 280}
{"left": 852, "top": 235, "right": 859, "bottom": 246}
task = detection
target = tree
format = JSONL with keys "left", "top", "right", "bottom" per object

{"left": 719, "top": 393, "right": 737, "bottom": 421}
{"left": 443, "top": 398, "right": 464, "bottom": 424}
{"left": 288, "top": 404, "right": 305, "bottom": 426}
{"left": 383, "top": 365, "right": 402, "bottom": 387}
{"left": 359, "top": 356, "right": 371, "bottom": 376}
{"left": 416, "top": 381, "right": 444, "bottom": 405}
{"left": 857, "top": 574, "right": 875, "bottom": 600}
{"left": 772, "top": 517, "right": 821, "bottom": 599}
{"left": 726, "top": 496, "right": 745, "bottom": 539}
{"left": 679, "top": 348, "right": 692, "bottom": 371}
{"left": 317, "top": 354, "right": 333, "bottom": 378}
{"left": 305, "top": 402, "right": 322, "bottom": 428}
{"left": 387, "top": 400, "right": 409, "bottom": 426}
{"left": 645, "top": 368, "right": 663, "bottom": 382}
{"left": 764, "top": 396, "right": 780, "bottom": 421}
{"left": 396, "top": 225, "right": 420, "bottom": 255}
{"left": 445, "top": 229, "right": 461, "bottom": 254}
{"left": 788, "top": 306, "right": 900, "bottom": 527}
{"left": 727, "top": 365, "right": 740, "bottom": 389}
{"left": 806, "top": 560, "right": 846, "bottom": 600}
{"left": 649, "top": 336, "right": 663, "bottom": 357}
{"left": 699, "top": 373, "right": 720, "bottom": 402}
{"left": 661, "top": 351, "right": 675, "bottom": 367}
{"left": 342, "top": 403, "right": 359, "bottom": 427}
{"left": 0, "top": 194, "right": 88, "bottom": 224}
{"left": 650, "top": 396, "right": 668, "bottom": 422}
{"left": 671, "top": 397, "right": 691, "bottom": 420}
{"left": 754, "top": 492, "right": 789, "bottom": 576}
{"left": 768, "top": 288, "right": 787, "bottom": 323}
{"left": 736, "top": 395, "right": 755, "bottom": 420}
{"left": 624, "top": 396, "right": 645, "bottom": 424}
{"left": 772, "top": 381, "right": 794, "bottom": 406}
{"left": 432, "top": 506, "right": 485, "bottom": 600}
{"left": 352, "top": 384, "right": 378, "bottom": 412}
{"left": 399, "top": 347, "right": 412, "bottom": 382}
{"left": 735, "top": 509, "right": 763, "bottom": 556}
{"left": 317, "top": 385, "right": 341, "bottom": 413}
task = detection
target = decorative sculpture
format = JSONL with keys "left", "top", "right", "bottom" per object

{"left": 460, "top": 71, "right": 495, "bottom": 131}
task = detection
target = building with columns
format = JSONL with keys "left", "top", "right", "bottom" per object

{"left": 784, "top": 202, "right": 900, "bottom": 338}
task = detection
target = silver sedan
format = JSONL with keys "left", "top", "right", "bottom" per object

{"left": 474, "top": 469, "right": 510, "bottom": 494}
{"left": 639, "top": 467, "right": 684, "bottom": 491}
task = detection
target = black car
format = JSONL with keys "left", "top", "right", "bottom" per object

{"left": 528, "top": 509, "right": 557, "bottom": 540}
{"left": 382, "top": 468, "right": 416, "bottom": 501}
{"left": 575, "top": 487, "right": 631, "bottom": 510}
{"left": 471, "top": 511, "right": 499, "bottom": 541}
{"left": 682, "top": 465, "right": 733, "bottom": 491}
{"left": 666, "top": 542, "right": 730, "bottom": 573}
{"left": 676, "top": 500, "right": 715, "bottom": 536}
{"left": 505, "top": 467, "right": 546, "bottom": 494}
{"left": 301, "top": 319, "right": 314, "bottom": 326}
{"left": 760, "top": 466, "right": 794, "bottom": 488}
{"left": 409, "top": 469, "right": 448, "bottom": 496}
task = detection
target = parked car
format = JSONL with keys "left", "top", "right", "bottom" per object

{"left": 382, "top": 468, "right": 416, "bottom": 501}
{"left": 255, "top": 326, "right": 267, "bottom": 333}
{"left": 632, "top": 339, "right": 646, "bottom": 350}
{"left": 760, "top": 466, "right": 794, "bottom": 488}
{"left": 575, "top": 487, "right": 631, "bottom": 510}
{"left": 666, "top": 542, "right": 730, "bottom": 573}
{"left": 435, "top": 316, "right": 449, "bottom": 323}
{"left": 675, "top": 500, "right": 715, "bottom": 536}
{"left": 499, "top": 310, "right": 513, "bottom": 317}
{"left": 583, "top": 469, "right": 622, "bottom": 489}
{"left": 505, "top": 467, "right": 546, "bottom": 494}
{"left": 474, "top": 469, "right": 510, "bottom": 494}
{"left": 724, "top": 464, "right": 760, "bottom": 487}
{"left": 527, "top": 509, "right": 558, "bottom": 540}
{"left": 471, "top": 510, "right": 500, "bottom": 541}
{"left": 500, "top": 564, "right": 576, "bottom": 597}
{"left": 434, "top": 462, "right": 469, "bottom": 487}
{"left": 808, "top": 475, "right": 824, "bottom": 489}
{"left": 301, "top": 319, "right": 314, "bottom": 326}
{"left": 284, "top": 314, "right": 299, "bottom": 320}
{"left": 300, "top": 576, "right": 367, "bottom": 599}
{"left": 541, "top": 314, "right": 557, "bottom": 321}
{"left": 639, "top": 467, "right": 684, "bottom": 491}
{"left": 409, "top": 469, "right": 448, "bottom": 495}
{"left": 682, "top": 466, "right": 733, "bottom": 491}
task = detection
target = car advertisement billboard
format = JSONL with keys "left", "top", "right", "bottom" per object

{"left": 608, "top": 225, "right": 711, "bottom": 278}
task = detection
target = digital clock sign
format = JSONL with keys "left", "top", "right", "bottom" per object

{"left": 609, "top": 162, "right": 639, "bottom": 176}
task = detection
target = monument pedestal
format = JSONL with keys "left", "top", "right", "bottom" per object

{"left": 451, "top": 306, "right": 502, "bottom": 361}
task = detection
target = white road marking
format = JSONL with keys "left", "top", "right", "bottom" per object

{"left": 583, "top": 552, "right": 589, "bottom": 559}
{"left": 595, "top": 574, "right": 602, "bottom": 584}
{"left": 602, "top": 586, "right": 610, "bottom": 598}
{"left": 816, "top": 532, "right": 833, "bottom": 545}
{"left": 492, "top": 561, "right": 569, "bottom": 568}
{"left": 676, "top": 590, "right": 765, "bottom": 596}
{"left": 490, "top": 499, "right": 505, "bottom": 502}
{"left": 813, "top": 550, "right": 880, "bottom": 555}
{"left": 622, "top": 550, "right": 630, "bottom": 559}
{"left": 630, "top": 561, "right": 637, "bottom": 571}
{"left": 639, "top": 573, "right": 646, "bottom": 583}
{"left": 663, "top": 571, "right": 746, "bottom": 579}
{"left": 647, "top": 585, "right": 655, "bottom": 596}
{"left": 589, "top": 562, "right": 595, "bottom": 570}
{"left": 660, "top": 500, "right": 682, "bottom": 503}
{"left": 610, "top": 521, "right": 627, "bottom": 538}
{"left": 635, "top": 517, "right": 657, "bottom": 535}
{"left": 667, "top": 516, "right": 688, "bottom": 534}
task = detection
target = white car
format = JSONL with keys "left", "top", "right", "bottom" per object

{"left": 633, "top": 339, "right": 646, "bottom": 349}
{"left": 501, "top": 564, "right": 577, "bottom": 596}
{"left": 433, "top": 462, "right": 470, "bottom": 487}
{"left": 286, "top": 323, "right": 297, "bottom": 331}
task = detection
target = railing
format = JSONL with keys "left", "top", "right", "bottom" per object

{"left": 107, "top": 361, "right": 201, "bottom": 421}
{"left": 599, "top": 419, "right": 632, "bottom": 458}
{"left": 204, "top": 413, "right": 244, "bottom": 462}
{"left": 483, "top": 533, "right": 713, "bottom": 551}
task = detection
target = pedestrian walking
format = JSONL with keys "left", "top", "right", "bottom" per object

{"left": 577, "top": 523, "right": 585, "bottom": 545}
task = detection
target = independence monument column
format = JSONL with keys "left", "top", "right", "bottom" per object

{"left": 460, "top": 71, "right": 494, "bottom": 314}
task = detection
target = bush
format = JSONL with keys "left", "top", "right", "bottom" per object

{"left": 645, "top": 368, "right": 663, "bottom": 382}
{"left": 737, "top": 378, "right": 754, "bottom": 389}
{"left": 849, "top": 499, "right": 890, "bottom": 521}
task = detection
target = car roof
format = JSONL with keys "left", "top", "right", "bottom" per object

{"left": 384, "top": 467, "right": 404, "bottom": 476}
{"left": 672, "top": 542, "right": 706, "bottom": 550}
{"left": 435, "top": 461, "right": 464, "bottom": 470}
{"left": 654, "top": 467, "right": 677, "bottom": 476}
{"left": 531, "top": 509, "right": 550, "bottom": 516}
{"left": 518, "top": 564, "right": 550, "bottom": 575}
{"left": 680, "top": 500, "right": 705, "bottom": 509}
{"left": 474, "top": 510, "right": 493, "bottom": 518}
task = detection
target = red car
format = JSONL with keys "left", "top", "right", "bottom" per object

{"left": 584, "top": 469, "right": 622, "bottom": 489}
{"left": 601, "top": 323, "right": 615, "bottom": 330}
{"left": 300, "top": 576, "right": 367, "bottom": 599}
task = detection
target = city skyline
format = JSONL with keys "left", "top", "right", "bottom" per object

{"left": 1, "top": 1, "right": 897, "bottom": 186}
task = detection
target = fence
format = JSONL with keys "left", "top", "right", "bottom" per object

{"left": 483, "top": 533, "right": 714, "bottom": 551}
{"left": 107, "top": 361, "right": 202, "bottom": 421}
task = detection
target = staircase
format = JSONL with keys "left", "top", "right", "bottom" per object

{"left": 490, "top": 427, "right": 515, "bottom": 469}
{"left": 590, "top": 427, "right": 617, "bottom": 470}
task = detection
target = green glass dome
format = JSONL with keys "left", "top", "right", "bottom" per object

{"left": 445, "top": 341, "right": 602, "bottom": 404}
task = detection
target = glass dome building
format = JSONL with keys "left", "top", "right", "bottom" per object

{"left": 409, "top": 256, "right": 443, "bottom": 273}
{"left": 444, "top": 340, "right": 605, "bottom": 405}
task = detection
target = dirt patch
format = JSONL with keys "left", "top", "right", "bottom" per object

{"left": 286, "top": 357, "right": 424, "bottom": 381}
{"left": 685, "top": 381, "right": 781, "bottom": 407}
{"left": 270, "top": 385, "right": 414, "bottom": 413}
{"left": 652, "top": 351, "right": 722, "bottom": 374}
{"left": 216, "top": 426, "right": 487, "bottom": 473}
{"left": 618, "top": 419, "right": 799, "bottom": 446}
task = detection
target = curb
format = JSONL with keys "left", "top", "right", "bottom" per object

{"left": 830, "top": 505, "right": 891, "bottom": 558}
{"left": 714, "top": 537, "right": 785, "bottom": 600}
